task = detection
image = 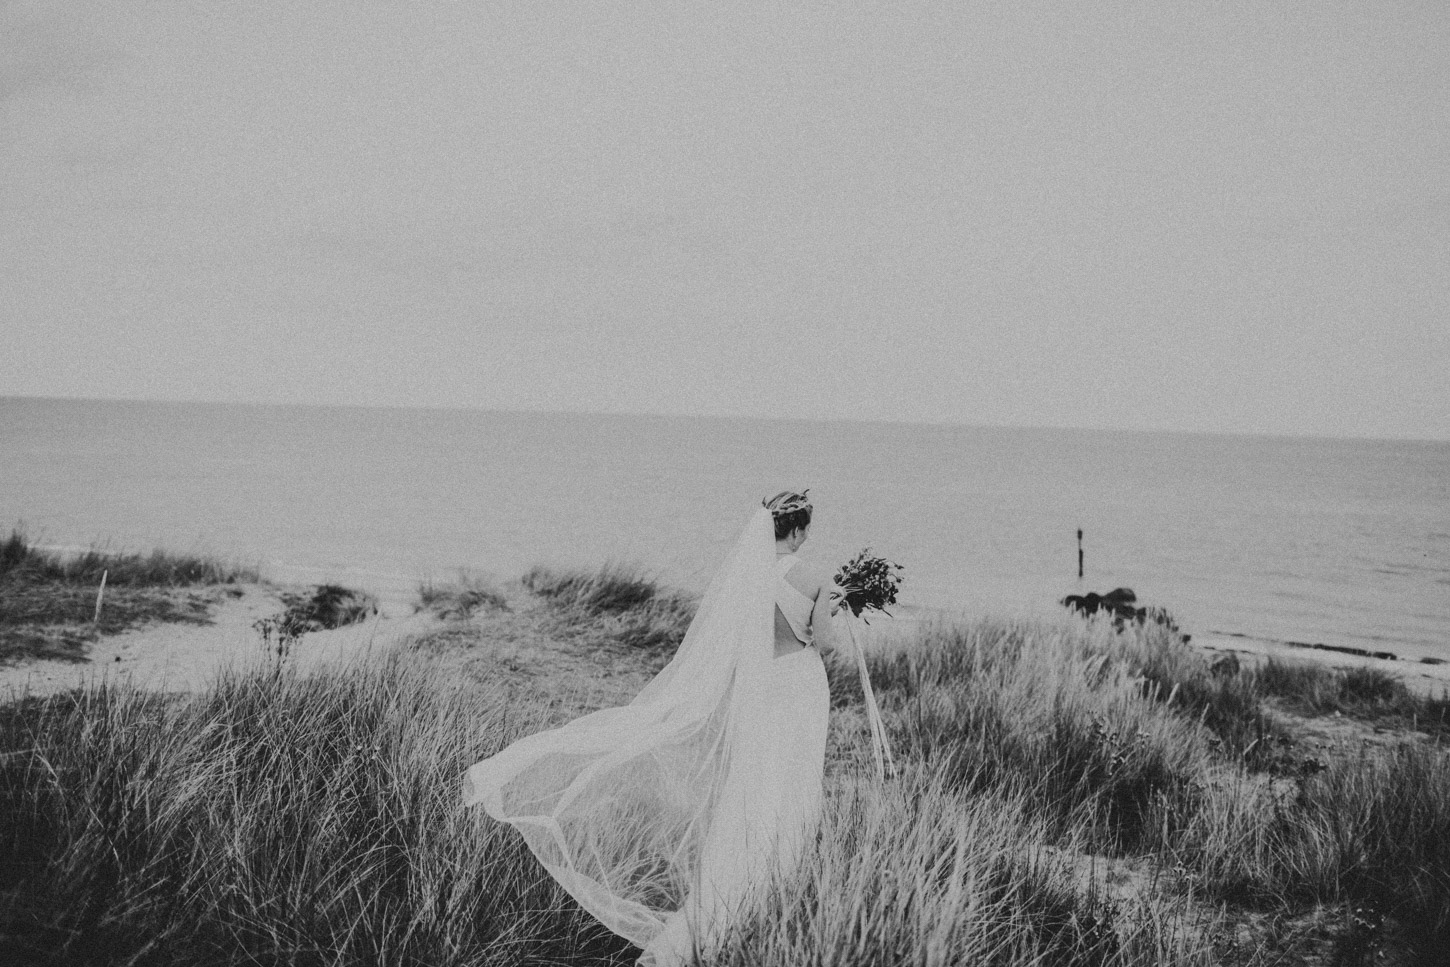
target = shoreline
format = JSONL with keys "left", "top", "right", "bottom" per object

{"left": 1193, "top": 628, "right": 1450, "bottom": 696}
{"left": 3, "top": 566, "right": 1447, "bottom": 701}
{"left": 880, "top": 601, "right": 1450, "bottom": 696}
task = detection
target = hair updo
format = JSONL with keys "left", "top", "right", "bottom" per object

{"left": 764, "top": 489, "right": 813, "bottom": 541}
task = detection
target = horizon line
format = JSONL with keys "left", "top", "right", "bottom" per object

{"left": 2, "top": 391, "right": 1446, "bottom": 446}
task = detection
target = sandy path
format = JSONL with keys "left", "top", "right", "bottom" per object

{"left": 0, "top": 583, "right": 440, "bottom": 700}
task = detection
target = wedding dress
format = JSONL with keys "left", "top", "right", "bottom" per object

{"left": 462, "top": 506, "right": 830, "bottom": 965}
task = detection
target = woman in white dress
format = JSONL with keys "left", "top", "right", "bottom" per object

{"left": 463, "top": 491, "right": 836, "bottom": 965}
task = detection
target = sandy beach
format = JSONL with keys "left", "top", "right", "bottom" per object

{"left": 0, "top": 580, "right": 440, "bottom": 700}
{"left": 6, "top": 581, "right": 1447, "bottom": 703}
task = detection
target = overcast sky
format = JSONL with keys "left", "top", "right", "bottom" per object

{"left": 3, "top": 0, "right": 1447, "bottom": 440}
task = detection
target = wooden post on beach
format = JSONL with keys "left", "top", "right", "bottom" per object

{"left": 1077, "top": 529, "right": 1083, "bottom": 580}
{"left": 93, "top": 569, "right": 108, "bottom": 623}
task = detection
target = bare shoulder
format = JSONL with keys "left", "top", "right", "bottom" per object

{"left": 785, "top": 559, "right": 832, "bottom": 599}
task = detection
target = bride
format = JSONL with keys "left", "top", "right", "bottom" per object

{"left": 463, "top": 490, "right": 837, "bottom": 965}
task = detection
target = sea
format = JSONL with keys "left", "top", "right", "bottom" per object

{"left": 2, "top": 396, "right": 1447, "bottom": 663}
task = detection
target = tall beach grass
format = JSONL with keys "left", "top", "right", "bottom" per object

{"left": 523, "top": 563, "right": 696, "bottom": 654}
{"left": 0, "top": 529, "right": 258, "bottom": 664}
{"left": 417, "top": 572, "right": 508, "bottom": 620}
{"left": 1, "top": 529, "right": 256, "bottom": 588}
{"left": 3, "top": 564, "right": 1447, "bottom": 964}
{"left": 0, "top": 652, "right": 1215, "bottom": 966}
{"left": 0, "top": 658, "right": 627, "bottom": 966}
{"left": 858, "top": 612, "right": 1450, "bottom": 961}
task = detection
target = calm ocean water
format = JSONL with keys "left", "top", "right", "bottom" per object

{"left": 3, "top": 397, "right": 1447, "bottom": 662}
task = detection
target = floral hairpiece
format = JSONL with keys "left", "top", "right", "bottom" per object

{"left": 763, "top": 489, "right": 812, "bottom": 517}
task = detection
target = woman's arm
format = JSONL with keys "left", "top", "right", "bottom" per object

{"left": 809, "top": 569, "right": 839, "bottom": 657}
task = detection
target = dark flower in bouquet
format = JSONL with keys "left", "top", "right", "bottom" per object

{"left": 832, "top": 549, "right": 904, "bottom": 621}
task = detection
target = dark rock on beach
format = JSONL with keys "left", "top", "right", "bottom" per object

{"left": 1061, "top": 587, "right": 1189, "bottom": 641}
{"left": 1295, "top": 640, "right": 1398, "bottom": 662}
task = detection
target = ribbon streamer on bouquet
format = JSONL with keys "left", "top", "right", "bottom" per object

{"left": 845, "top": 621, "right": 897, "bottom": 781}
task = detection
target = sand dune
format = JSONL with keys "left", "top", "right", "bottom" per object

{"left": 0, "top": 583, "right": 440, "bottom": 699}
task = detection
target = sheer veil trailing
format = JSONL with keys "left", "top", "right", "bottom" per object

{"left": 463, "top": 506, "right": 782, "bottom": 959}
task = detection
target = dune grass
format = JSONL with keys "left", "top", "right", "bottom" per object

{"left": 0, "top": 660, "right": 625, "bottom": 966}
{"left": 1170, "top": 742, "right": 1450, "bottom": 950}
{"left": 523, "top": 563, "right": 697, "bottom": 654}
{"left": 857, "top": 613, "right": 1450, "bottom": 961}
{"left": 1090, "top": 622, "right": 1296, "bottom": 770}
{"left": 712, "top": 771, "right": 1213, "bottom": 967}
{"left": 276, "top": 583, "right": 380, "bottom": 631}
{"left": 522, "top": 563, "right": 669, "bottom": 613}
{"left": 0, "top": 653, "right": 1213, "bottom": 967}
{"left": 417, "top": 572, "right": 509, "bottom": 620}
{"left": 1253, "top": 658, "right": 1450, "bottom": 735}
{"left": 0, "top": 529, "right": 257, "bottom": 664}
{"left": 0, "top": 529, "right": 256, "bottom": 588}
{"left": 858, "top": 620, "right": 1209, "bottom": 853}
{"left": 1, "top": 564, "right": 1446, "bottom": 964}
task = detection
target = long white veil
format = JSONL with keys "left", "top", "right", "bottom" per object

{"left": 463, "top": 506, "right": 777, "bottom": 953}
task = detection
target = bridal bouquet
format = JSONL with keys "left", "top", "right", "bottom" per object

{"left": 832, "top": 548, "right": 904, "bottom": 621}
{"left": 831, "top": 548, "right": 903, "bottom": 781}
